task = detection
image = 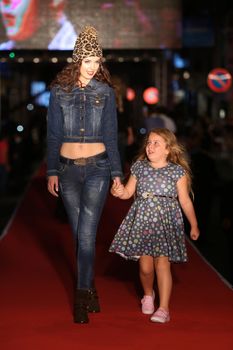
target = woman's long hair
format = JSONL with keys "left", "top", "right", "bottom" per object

{"left": 50, "top": 60, "right": 112, "bottom": 91}
{"left": 137, "top": 128, "right": 192, "bottom": 192}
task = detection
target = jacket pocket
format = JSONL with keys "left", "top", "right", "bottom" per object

{"left": 89, "top": 95, "right": 105, "bottom": 108}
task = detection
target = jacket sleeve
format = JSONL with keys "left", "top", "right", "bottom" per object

{"left": 46, "top": 87, "right": 63, "bottom": 176}
{"left": 103, "top": 87, "right": 123, "bottom": 179}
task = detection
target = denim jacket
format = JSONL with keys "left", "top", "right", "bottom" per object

{"left": 47, "top": 78, "right": 122, "bottom": 178}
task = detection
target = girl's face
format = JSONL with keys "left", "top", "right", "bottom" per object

{"left": 79, "top": 56, "right": 101, "bottom": 85}
{"left": 146, "top": 132, "right": 169, "bottom": 163}
{"left": 0, "top": 0, "right": 37, "bottom": 40}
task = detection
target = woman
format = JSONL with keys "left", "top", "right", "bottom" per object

{"left": 47, "top": 26, "right": 122, "bottom": 324}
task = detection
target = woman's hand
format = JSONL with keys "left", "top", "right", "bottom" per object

{"left": 47, "top": 176, "right": 59, "bottom": 197}
{"left": 113, "top": 177, "right": 121, "bottom": 187}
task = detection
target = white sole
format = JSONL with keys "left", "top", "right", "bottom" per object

{"left": 150, "top": 316, "right": 170, "bottom": 323}
{"left": 142, "top": 310, "right": 155, "bottom": 315}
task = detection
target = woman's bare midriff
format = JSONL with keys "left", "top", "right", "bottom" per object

{"left": 60, "top": 143, "right": 106, "bottom": 159}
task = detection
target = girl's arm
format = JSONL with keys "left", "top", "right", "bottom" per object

{"left": 111, "top": 175, "right": 137, "bottom": 200}
{"left": 177, "top": 175, "right": 200, "bottom": 240}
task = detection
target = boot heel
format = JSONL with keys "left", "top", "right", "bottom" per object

{"left": 74, "top": 289, "right": 89, "bottom": 323}
{"left": 87, "top": 288, "right": 100, "bottom": 313}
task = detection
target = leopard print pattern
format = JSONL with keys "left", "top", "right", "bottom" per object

{"left": 72, "top": 26, "right": 103, "bottom": 63}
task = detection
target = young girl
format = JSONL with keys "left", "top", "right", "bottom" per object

{"left": 109, "top": 128, "right": 199, "bottom": 323}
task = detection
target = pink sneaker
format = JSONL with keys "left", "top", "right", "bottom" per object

{"left": 141, "top": 292, "right": 155, "bottom": 315}
{"left": 150, "top": 308, "right": 170, "bottom": 323}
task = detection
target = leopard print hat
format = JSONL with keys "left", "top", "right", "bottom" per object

{"left": 72, "top": 26, "right": 103, "bottom": 63}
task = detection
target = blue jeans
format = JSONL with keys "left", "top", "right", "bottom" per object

{"left": 58, "top": 152, "right": 110, "bottom": 289}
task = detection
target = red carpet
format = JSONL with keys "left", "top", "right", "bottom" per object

{"left": 1, "top": 165, "right": 233, "bottom": 350}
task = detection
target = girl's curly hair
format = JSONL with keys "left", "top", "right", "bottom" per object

{"left": 137, "top": 128, "right": 193, "bottom": 192}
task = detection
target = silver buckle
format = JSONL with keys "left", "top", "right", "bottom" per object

{"left": 74, "top": 158, "right": 87, "bottom": 166}
{"left": 142, "top": 192, "right": 153, "bottom": 199}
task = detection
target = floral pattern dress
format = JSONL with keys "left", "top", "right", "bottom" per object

{"left": 109, "top": 160, "right": 188, "bottom": 262}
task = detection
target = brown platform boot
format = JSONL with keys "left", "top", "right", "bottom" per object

{"left": 73, "top": 289, "right": 89, "bottom": 324}
{"left": 87, "top": 288, "right": 100, "bottom": 313}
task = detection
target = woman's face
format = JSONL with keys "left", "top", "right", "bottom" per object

{"left": 79, "top": 56, "right": 101, "bottom": 85}
{"left": 0, "top": 0, "right": 37, "bottom": 40}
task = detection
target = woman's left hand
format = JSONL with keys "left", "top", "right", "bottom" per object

{"left": 113, "top": 177, "right": 121, "bottom": 187}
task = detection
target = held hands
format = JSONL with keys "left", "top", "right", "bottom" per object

{"left": 47, "top": 176, "right": 59, "bottom": 197}
{"left": 111, "top": 178, "right": 125, "bottom": 198}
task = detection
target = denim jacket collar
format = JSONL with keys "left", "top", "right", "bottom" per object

{"left": 87, "top": 78, "right": 99, "bottom": 90}
{"left": 72, "top": 78, "right": 99, "bottom": 92}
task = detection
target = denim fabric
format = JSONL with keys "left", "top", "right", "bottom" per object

{"left": 47, "top": 78, "right": 122, "bottom": 178}
{"left": 58, "top": 154, "right": 110, "bottom": 289}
